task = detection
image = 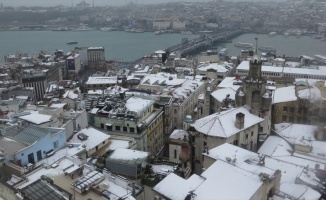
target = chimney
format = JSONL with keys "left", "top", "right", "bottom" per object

{"left": 235, "top": 112, "right": 245, "bottom": 129}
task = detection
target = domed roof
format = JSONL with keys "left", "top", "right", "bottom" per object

{"left": 251, "top": 55, "right": 261, "bottom": 63}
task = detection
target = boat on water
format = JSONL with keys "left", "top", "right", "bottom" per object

{"left": 234, "top": 42, "right": 253, "bottom": 49}
{"left": 154, "top": 30, "right": 164, "bottom": 35}
{"left": 284, "top": 32, "right": 289, "bottom": 37}
{"left": 52, "top": 27, "right": 70, "bottom": 31}
{"left": 269, "top": 32, "right": 277, "bottom": 37}
{"left": 75, "top": 26, "right": 93, "bottom": 31}
{"left": 258, "top": 46, "right": 276, "bottom": 52}
{"left": 67, "top": 41, "right": 78, "bottom": 45}
{"left": 181, "top": 31, "right": 193, "bottom": 35}
{"left": 100, "top": 27, "right": 113, "bottom": 32}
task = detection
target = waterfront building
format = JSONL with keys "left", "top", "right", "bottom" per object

{"left": 236, "top": 60, "right": 326, "bottom": 82}
{"left": 142, "top": 50, "right": 167, "bottom": 66}
{"left": 152, "top": 21, "right": 171, "bottom": 30}
{"left": 87, "top": 47, "right": 105, "bottom": 68}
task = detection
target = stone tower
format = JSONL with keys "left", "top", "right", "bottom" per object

{"left": 235, "top": 55, "right": 272, "bottom": 139}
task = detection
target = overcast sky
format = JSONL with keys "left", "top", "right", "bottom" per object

{"left": 3, "top": 0, "right": 212, "bottom": 7}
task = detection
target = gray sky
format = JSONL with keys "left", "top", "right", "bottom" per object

{"left": 3, "top": 0, "right": 208, "bottom": 7}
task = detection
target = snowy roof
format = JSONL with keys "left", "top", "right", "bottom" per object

{"left": 86, "top": 76, "right": 117, "bottom": 85}
{"left": 140, "top": 73, "right": 185, "bottom": 86}
{"left": 18, "top": 112, "right": 52, "bottom": 125}
{"left": 237, "top": 61, "right": 326, "bottom": 76}
{"left": 217, "top": 77, "right": 242, "bottom": 90}
{"left": 125, "top": 97, "right": 154, "bottom": 116}
{"left": 274, "top": 123, "right": 317, "bottom": 145}
{"left": 107, "top": 148, "right": 149, "bottom": 165}
{"left": 258, "top": 136, "right": 292, "bottom": 157}
{"left": 192, "top": 107, "right": 263, "bottom": 138}
{"left": 204, "top": 143, "right": 275, "bottom": 176}
{"left": 88, "top": 47, "right": 104, "bottom": 50}
{"left": 194, "top": 160, "right": 263, "bottom": 200}
{"left": 63, "top": 90, "right": 79, "bottom": 100}
{"left": 153, "top": 173, "right": 204, "bottom": 200}
{"left": 298, "top": 86, "right": 324, "bottom": 102}
{"left": 272, "top": 86, "right": 297, "bottom": 104}
{"left": 197, "top": 63, "right": 229, "bottom": 72}
{"left": 211, "top": 87, "right": 236, "bottom": 102}
{"left": 69, "top": 127, "right": 110, "bottom": 151}
{"left": 169, "top": 129, "right": 189, "bottom": 140}
{"left": 49, "top": 103, "right": 66, "bottom": 108}
{"left": 108, "top": 139, "right": 129, "bottom": 150}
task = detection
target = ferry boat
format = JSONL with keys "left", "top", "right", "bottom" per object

{"left": 67, "top": 41, "right": 78, "bottom": 45}
{"left": 154, "top": 30, "right": 164, "bottom": 35}
{"left": 219, "top": 48, "right": 228, "bottom": 56}
{"left": 75, "top": 26, "right": 93, "bottom": 31}
{"left": 258, "top": 46, "right": 276, "bottom": 52}
{"left": 100, "top": 27, "right": 113, "bottom": 32}
{"left": 234, "top": 42, "right": 253, "bottom": 49}
{"left": 52, "top": 27, "right": 70, "bottom": 31}
{"left": 269, "top": 32, "right": 277, "bottom": 37}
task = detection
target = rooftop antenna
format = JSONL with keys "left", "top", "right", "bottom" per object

{"left": 255, "top": 37, "right": 258, "bottom": 55}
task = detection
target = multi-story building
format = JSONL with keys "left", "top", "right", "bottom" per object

{"left": 196, "top": 63, "right": 233, "bottom": 84}
{"left": 137, "top": 73, "right": 207, "bottom": 129}
{"left": 272, "top": 79, "right": 326, "bottom": 125}
{"left": 152, "top": 21, "right": 171, "bottom": 30}
{"left": 90, "top": 95, "right": 164, "bottom": 155}
{"left": 66, "top": 53, "right": 81, "bottom": 74}
{"left": 188, "top": 107, "right": 264, "bottom": 174}
{"left": 235, "top": 55, "right": 273, "bottom": 139}
{"left": 0, "top": 124, "right": 66, "bottom": 166}
{"left": 85, "top": 76, "right": 117, "bottom": 91}
{"left": 87, "top": 47, "right": 105, "bottom": 68}
{"left": 236, "top": 60, "right": 326, "bottom": 82}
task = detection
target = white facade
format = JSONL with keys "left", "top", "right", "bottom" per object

{"left": 153, "top": 21, "right": 171, "bottom": 30}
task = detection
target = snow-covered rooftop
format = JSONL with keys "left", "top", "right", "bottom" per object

{"left": 274, "top": 123, "right": 317, "bottom": 145}
{"left": 217, "top": 77, "right": 242, "bottom": 90}
{"left": 211, "top": 87, "right": 236, "bottom": 102}
{"left": 140, "top": 73, "right": 185, "bottom": 86}
{"left": 125, "top": 97, "right": 154, "bottom": 116}
{"left": 86, "top": 76, "right": 117, "bottom": 85}
{"left": 153, "top": 173, "right": 204, "bottom": 200}
{"left": 108, "top": 148, "right": 149, "bottom": 162}
{"left": 197, "top": 63, "right": 229, "bottom": 72}
{"left": 169, "top": 129, "right": 188, "bottom": 140}
{"left": 18, "top": 112, "right": 52, "bottom": 125}
{"left": 272, "top": 86, "right": 297, "bottom": 104}
{"left": 69, "top": 127, "right": 110, "bottom": 151}
{"left": 192, "top": 107, "right": 263, "bottom": 138}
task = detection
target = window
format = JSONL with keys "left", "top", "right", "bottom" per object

{"left": 282, "top": 115, "right": 287, "bottom": 122}
{"left": 123, "top": 127, "right": 127, "bottom": 132}
{"left": 116, "top": 126, "right": 121, "bottom": 131}
{"left": 251, "top": 131, "right": 254, "bottom": 136}
{"left": 260, "top": 127, "right": 263, "bottom": 132}
{"left": 297, "top": 117, "right": 302, "bottom": 123}
{"left": 246, "top": 134, "right": 248, "bottom": 139}
{"left": 298, "top": 108, "right": 303, "bottom": 114}
{"left": 103, "top": 141, "right": 105, "bottom": 144}
{"left": 203, "top": 141, "right": 207, "bottom": 146}
{"left": 101, "top": 123, "right": 104, "bottom": 129}
{"left": 290, "top": 107, "right": 295, "bottom": 112}
{"left": 53, "top": 140, "right": 58, "bottom": 149}
{"left": 233, "top": 140, "right": 238, "bottom": 146}
{"left": 107, "top": 125, "right": 112, "bottom": 131}
{"left": 289, "top": 116, "right": 294, "bottom": 122}
{"left": 130, "top": 127, "right": 135, "bottom": 133}
{"left": 283, "top": 107, "right": 288, "bottom": 112}
{"left": 174, "top": 150, "right": 177, "bottom": 159}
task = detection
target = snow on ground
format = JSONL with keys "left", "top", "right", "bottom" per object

{"left": 152, "top": 164, "right": 176, "bottom": 175}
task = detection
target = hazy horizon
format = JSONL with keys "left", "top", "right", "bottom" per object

{"left": 2, "top": 0, "right": 265, "bottom": 7}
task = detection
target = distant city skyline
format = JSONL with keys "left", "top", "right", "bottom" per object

{"left": 2, "top": 0, "right": 266, "bottom": 7}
